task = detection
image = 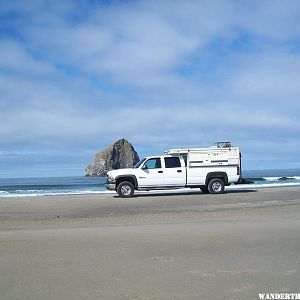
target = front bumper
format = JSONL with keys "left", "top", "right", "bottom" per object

{"left": 105, "top": 182, "right": 116, "bottom": 190}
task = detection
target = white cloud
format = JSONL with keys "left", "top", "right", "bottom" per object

{"left": 0, "top": 39, "right": 55, "bottom": 75}
{"left": 237, "top": 0, "right": 300, "bottom": 42}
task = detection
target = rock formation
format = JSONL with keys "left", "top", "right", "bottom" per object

{"left": 85, "top": 138, "right": 140, "bottom": 176}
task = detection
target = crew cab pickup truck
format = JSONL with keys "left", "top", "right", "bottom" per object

{"left": 105, "top": 142, "right": 242, "bottom": 197}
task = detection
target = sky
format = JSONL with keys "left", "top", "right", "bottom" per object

{"left": 0, "top": 0, "right": 300, "bottom": 178}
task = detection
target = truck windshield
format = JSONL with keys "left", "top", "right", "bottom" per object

{"left": 134, "top": 158, "right": 146, "bottom": 168}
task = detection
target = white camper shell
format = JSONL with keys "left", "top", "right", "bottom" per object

{"left": 106, "top": 142, "right": 242, "bottom": 197}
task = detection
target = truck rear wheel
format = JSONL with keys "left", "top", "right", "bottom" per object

{"left": 208, "top": 178, "right": 225, "bottom": 194}
{"left": 117, "top": 181, "right": 134, "bottom": 198}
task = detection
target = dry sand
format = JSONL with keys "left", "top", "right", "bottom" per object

{"left": 1, "top": 186, "right": 300, "bottom": 300}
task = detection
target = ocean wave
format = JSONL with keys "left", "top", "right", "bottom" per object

{"left": 247, "top": 176, "right": 300, "bottom": 182}
{"left": 228, "top": 182, "right": 300, "bottom": 190}
{"left": 0, "top": 189, "right": 115, "bottom": 198}
{"left": 264, "top": 176, "right": 295, "bottom": 181}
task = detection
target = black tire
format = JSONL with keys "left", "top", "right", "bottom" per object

{"left": 200, "top": 186, "right": 209, "bottom": 194}
{"left": 117, "top": 181, "right": 134, "bottom": 198}
{"left": 208, "top": 178, "right": 225, "bottom": 194}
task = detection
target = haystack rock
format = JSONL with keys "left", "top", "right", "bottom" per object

{"left": 85, "top": 138, "right": 140, "bottom": 176}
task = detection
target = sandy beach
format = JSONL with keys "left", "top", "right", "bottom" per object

{"left": 1, "top": 186, "right": 300, "bottom": 300}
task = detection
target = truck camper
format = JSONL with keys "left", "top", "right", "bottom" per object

{"left": 106, "top": 142, "right": 242, "bottom": 197}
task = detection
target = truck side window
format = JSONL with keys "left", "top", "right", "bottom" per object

{"left": 143, "top": 158, "right": 161, "bottom": 169}
{"left": 164, "top": 157, "right": 181, "bottom": 168}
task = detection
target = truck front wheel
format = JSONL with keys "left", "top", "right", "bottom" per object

{"left": 117, "top": 181, "right": 134, "bottom": 198}
{"left": 208, "top": 178, "right": 225, "bottom": 194}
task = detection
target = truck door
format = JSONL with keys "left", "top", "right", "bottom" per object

{"left": 138, "top": 157, "right": 165, "bottom": 188}
{"left": 162, "top": 156, "right": 186, "bottom": 187}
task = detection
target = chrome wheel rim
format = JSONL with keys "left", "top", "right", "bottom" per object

{"left": 212, "top": 182, "right": 222, "bottom": 192}
{"left": 121, "top": 185, "right": 131, "bottom": 196}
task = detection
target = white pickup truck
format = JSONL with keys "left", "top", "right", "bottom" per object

{"left": 105, "top": 142, "right": 242, "bottom": 197}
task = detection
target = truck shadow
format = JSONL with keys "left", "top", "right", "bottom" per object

{"left": 225, "top": 189, "right": 257, "bottom": 194}
{"left": 114, "top": 189, "right": 257, "bottom": 198}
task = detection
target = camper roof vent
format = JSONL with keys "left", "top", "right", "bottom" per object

{"left": 215, "top": 141, "right": 231, "bottom": 148}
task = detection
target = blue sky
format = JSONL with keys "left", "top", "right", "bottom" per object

{"left": 0, "top": 0, "right": 300, "bottom": 178}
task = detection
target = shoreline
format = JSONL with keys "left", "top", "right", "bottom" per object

{"left": 0, "top": 182, "right": 300, "bottom": 198}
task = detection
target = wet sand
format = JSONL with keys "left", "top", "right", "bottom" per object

{"left": 1, "top": 186, "right": 300, "bottom": 300}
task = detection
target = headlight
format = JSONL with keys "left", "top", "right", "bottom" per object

{"left": 106, "top": 174, "right": 115, "bottom": 182}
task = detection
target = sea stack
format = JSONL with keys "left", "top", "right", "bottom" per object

{"left": 85, "top": 138, "right": 140, "bottom": 176}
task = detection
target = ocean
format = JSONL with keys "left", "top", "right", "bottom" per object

{"left": 0, "top": 169, "right": 300, "bottom": 197}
